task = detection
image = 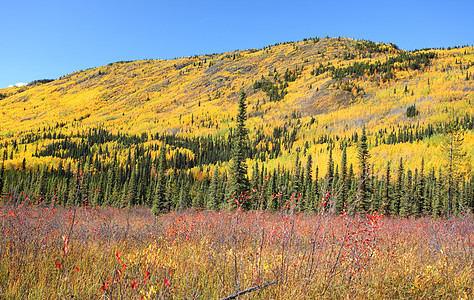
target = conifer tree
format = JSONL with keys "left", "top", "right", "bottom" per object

{"left": 383, "top": 161, "right": 392, "bottom": 214}
{"left": 179, "top": 180, "right": 191, "bottom": 210}
{"left": 414, "top": 162, "right": 425, "bottom": 215}
{"left": 357, "top": 126, "right": 371, "bottom": 212}
{"left": 208, "top": 165, "right": 220, "bottom": 210}
{"left": 293, "top": 152, "right": 301, "bottom": 199}
{"left": 267, "top": 169, "right": 278, "bottom": 211}
{"left": 304, "top": 154, "right": 313, "bottom": 208}
{"left": 250, "top": 161, "right": 261, "bottom": 209}
{"left": 128, "top": 167, "right": 139, "bottom": 206}
{"left": 432, "top": 167, "right": 444, "bottom": 216}
{"left": 400, "top": 169, "right": 413, "bottom": 216}
{"left": 218, "top": 170, "right": 227, "bottom": 208}
{"left": 170, "top": 173, "right": 181, "bottom": 209}
{"left": 423, "top": 168, "right": 436, "bottom": 215}
{"left": 313, "top": 166, "right": 320, "bottom": 208}
{"left": 326, "top": 146, "right": 334, "bottom": 188}
{"left": 194, "top": 181, "right": 206, "bottom": 208}
{"left": 229, "top": 91, "right": 250, "bottom": 209}
{"left": 35, "top": 166, "right": 47, "bottom": 201}
{"left": 393, "top": 158, "right": 404, "bottom": 215}
{"left": 152, "top": 143, "right": 167, "bottom": 215}
{"left": 337, "top": 146, "right": 348, "bottom": 213}
{"left": 166, "top": 171, "right": 177, "bottom": 209}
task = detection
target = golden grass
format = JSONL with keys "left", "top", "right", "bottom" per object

{"left": 1, "top": 201, "right": 473, "bottom": 299}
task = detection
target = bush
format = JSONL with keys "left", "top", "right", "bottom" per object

{"left": 406, "top": 104, "right": 419, "bottom": 118}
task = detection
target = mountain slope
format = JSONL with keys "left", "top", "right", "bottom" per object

{"left": 0, "top": 37, "right": 473, "bottom": 177}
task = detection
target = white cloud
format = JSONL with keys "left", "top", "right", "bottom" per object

{"left": 8, "top": 82, "right": 27, "bottom": 88}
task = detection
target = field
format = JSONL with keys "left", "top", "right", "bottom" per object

{"left": 1, "top": 199, "right": 473, "bottom": 299}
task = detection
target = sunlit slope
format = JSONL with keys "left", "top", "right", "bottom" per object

{"left": 0, "top": 37, "right": 473, "bottom": 175}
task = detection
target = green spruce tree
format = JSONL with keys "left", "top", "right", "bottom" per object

{"left": 337, "top": 146, "right": 348, "bottom": 214}
{"left": 228, "top": 91, "right": 250, "bottom": 209}
{"left": 152, "top": 143, "right": 167, "bottom": 215}
{"left": 357, "top": 126, "right": 371, "bottom": 212}
{"left": 393, "top": 158, "right": 404, "bottom": 215}
{"left": 383, "top": 161, "right": 392, "bottom": 214}
{"left": 208, "top": 165, "right": 220, "bottom": 210}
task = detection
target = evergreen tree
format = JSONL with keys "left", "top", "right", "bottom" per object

{"left": 423, "top": 168, "right": 436, "bottom": 215}
{"left": 178, "top": 180, "right": 191, "bottom": 210}
{"left": 414, "top": 162, "right": 425, "bottom": 215}
{"left": 313, "top": 166, "right": 320, "bottom": 210}
{"left": 0, "top": 162, "right": 5, "bottom": 196}
{"left": 165, "top": 171, "right": 177, "bottom": 209}
{"left": 250, "top": 161, "right": 261, "bottom": 209}
{"left": 304, "top": 154, "right": 313, "bottom": 209}
{"left": 35, "top": 166, "right": 47, "bottom": 201}
{"left": 337, "top": 146, "right": 348, "bottom": 213}
{"left": 228, "top": 91, "right": 250, "bottom": 209}
{"left": 357, "top": 126, "right": 371, "bottom": 212}
{"left": 208, "top": 165, "right": 220, "bottom": 209}
{"left": 152, "top": 144, "right": 167, "bottom": 215}
{"left": 127, "top": 166, "right": 138, "bottom": 206}
{"left": 293, "top": 152, "right": 302, "bottom": 209}
{"left": 432, "top": 167, "right": 444, "bottom": 216}
{"left": 267, "top": 169, "right": 279, "bottom": 211}
{"left": 193, "top": 181, "right": 206, "bottom": 208}
{"left": 392, "top": 158, "right": 404, "bottom": 215}
{"left": 369, "top": 165, "right": 380, "bottom": 211}
{"left": 170, "top": 172, "right": 181, "bottom": 209}
{"left": 218, "top": 170, "right": 227, "bottom": 208}
{"left": 326, "top": 146, "right": 334, "bottom": 188}
{"left": 400, "top": 169, "right": 413, "bottom": 216}
{"left": 383, "top": 161, "right": 392, "bottom": 214}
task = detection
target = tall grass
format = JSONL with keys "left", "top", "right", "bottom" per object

{"left": 0, "top": 199, "right": 473, "bottom": 299}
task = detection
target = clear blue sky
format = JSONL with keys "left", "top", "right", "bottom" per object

{"left": 1, "top": 0, "right": 473, "bottom": 88}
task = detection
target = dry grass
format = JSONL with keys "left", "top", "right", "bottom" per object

{"left": 0, "top": 200, "right": 473, "bottom": 299}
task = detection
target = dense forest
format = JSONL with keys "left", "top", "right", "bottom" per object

{"left": 1, "top": 96, "right": 472, "bottom": 216}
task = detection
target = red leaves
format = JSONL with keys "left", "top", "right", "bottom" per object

{"left": 130, "top": 280, "right": 138, "bottom": 289}
{"left": 62, "top": 235, "right": 69, "bottom": 255}
{"left": 144, "top": 270, "right": 150, "bottom": 280}
{"left": 116, "top": 251, "right": 121, "bottom": 261}
{"left": 55, "top": 263, "right": 62, "bottom": 269}
{"left": 164, "top": 278, "right": 170, "bottom": 287}
{"left": 100, "top": 278, "right": 112, "bottom": 291}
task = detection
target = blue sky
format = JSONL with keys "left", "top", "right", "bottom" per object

{"left": 1, "top": 0, "right": 473, "bottom": 89}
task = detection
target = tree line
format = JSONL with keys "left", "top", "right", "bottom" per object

{"left": 0, "top": 95, "right": 472, "bottom": 217}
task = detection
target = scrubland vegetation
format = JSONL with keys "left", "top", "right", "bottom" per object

{"left": 1, "top": 199, "right": 473, "bottom": 299}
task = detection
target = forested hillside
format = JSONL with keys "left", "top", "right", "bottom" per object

{"left": 0, "top": 37, "right": 473, "bottom": 216}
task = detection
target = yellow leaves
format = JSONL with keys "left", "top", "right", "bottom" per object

{"left": 140, "top": 285, "right": 158, "bottom": 300}
{"left": 410, "top": 255, "right": 455, "bottom": 296}
{"left": 0, "top": 41, "right": 473, "bottom": 180}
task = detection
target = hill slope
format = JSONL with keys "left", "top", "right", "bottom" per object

{"left": 1, "top": 37, "right": 473, "bottom": 171}
{"left": 0, "top": 37, "right": 473, "bottom": 214}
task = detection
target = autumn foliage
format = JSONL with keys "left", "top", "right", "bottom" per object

{"left": 0, "top": 197, "right": 473, "bottom": 298}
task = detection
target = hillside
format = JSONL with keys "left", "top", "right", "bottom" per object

{"left": 0, "top": 37, "right": 473, "bottom": 214}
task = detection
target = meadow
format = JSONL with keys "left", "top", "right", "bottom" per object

{"left": 1, "top": 197, "right": 473, "bottom": 299}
